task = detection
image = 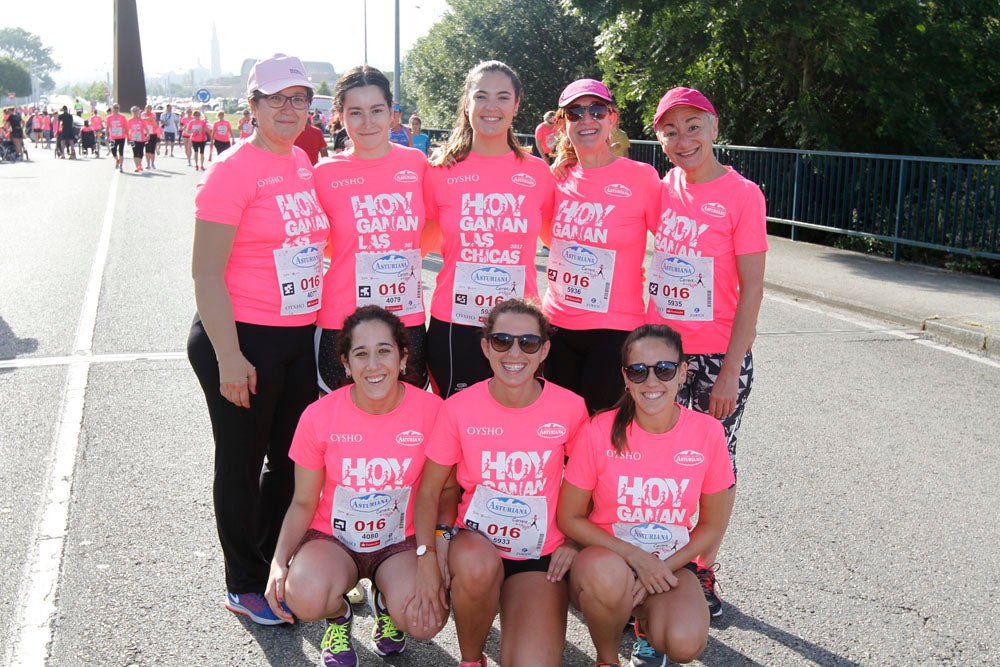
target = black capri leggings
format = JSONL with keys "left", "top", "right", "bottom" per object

{"left": 425, "top": 316, "right": 492, "bottom": 398}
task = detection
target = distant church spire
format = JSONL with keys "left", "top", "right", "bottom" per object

{"left": 211, "top": 24, "right": 221, "bottom": 77}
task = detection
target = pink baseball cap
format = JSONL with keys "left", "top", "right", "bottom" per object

{"left": 558, "top": 78, "right": 613, "bottom": 107}
{"left": 653, "top": 87, "right": 717, "bottom": 127}
{"left": 247, "top": 54, "right": 313, "bottom": 95}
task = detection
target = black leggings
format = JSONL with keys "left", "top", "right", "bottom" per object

{"left": 425, "top": 317, "right": 491, "bottom": 397}
{"left": 544, "top": 327, "right": 629, "bottom": 414}
{"left": 187, "top": 315, "right": 317, "bottom": 593}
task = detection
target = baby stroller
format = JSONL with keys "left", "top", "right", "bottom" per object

{"left": 0, "top": 137, "right": 18, "bottom": 162}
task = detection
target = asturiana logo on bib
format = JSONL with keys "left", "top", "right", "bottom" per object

{"left": 674, "top": 450, "right": 705, "bottom": 466}
{"left": 373, "top": 254, "right": 410, "bottom": 274}
{"left": 395, "top": 170, "right": 418, "bottom": 183}
{"left": 562, "top": 245, "right": 598, "bottom": 267}
{"left": 537, "top": 422, "right": 567, "bottom": 439}
{"left": 395, "top": 430, "right": 424, "bottom": 446}
{"left": 471, "top": 266, "right": 511, "bottom": 286}
{"left": 604, "top": 184, "right": 632, "bottom": 198}
{"left": 630, "top": 522, "right": 675, "bottom": 544}
{"left": 297, "top": 168, "right": 313, "bottom": 180}
{"left": 660, "top": 256, "right": 696, "bottom": 278}
{"left": 487, "top": 496, "right": 531, "bottom": 518}
{"left": 511, "top": 173, "right": 536, "bottom": 188}
{"left": 701, "top": 202, "right": 727, "bottom": 218}
{"left": 292, "top": 245, "right": 321, "bottom": 268}
{"left": 350, "top": 492, "right": 393, "bottom": 513}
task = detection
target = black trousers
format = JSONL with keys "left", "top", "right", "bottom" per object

{"left": 426, "top": 317, "right": 491, "bottom": 397}
{"left": 187, "top": 315, "right": 317, "bottom": 593}
{"left": 544, "top": 326, "right": 629, "bottom": 414}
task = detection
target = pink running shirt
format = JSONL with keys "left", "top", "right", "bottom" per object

{"left": 543, "top": 158, "right": 660, "bottom": 330}
{"left": 290, "top": 384, "right": 443, "bottom": 539}
{"left": 106, "top": 113, "right": 127, "bottom": 140}
{"left": 424, "top": 152, "right": 555, "bottom": 325}
{"left": 126, "top": 117, "right": 147, "bottom": 142}
{"left": 89, "top": 115, "right": 103, "bottom": 131}
{"left": 194, "top": 142, "right": 330, "bottom": 326}
{"left": 315, "top": 144, "right": 429, "bottom": 329}
{"left": 564, "top": 407, "right": 734, "bottom": 535}
{"left": 426, "top": 379, "right": 588, "bottom": 559}
{"left": 212, "top": 120, "right": 233, "bottom": 142}
{"left": 188, "top": 119, "right": 208, "bottom": 142}
{"left": 647, "top": 167, "right": 768, "bottom": 354}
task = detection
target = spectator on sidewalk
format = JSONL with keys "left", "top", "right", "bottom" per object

{"left": 534, "top": 110, "right": 562, "bottom": 165}
{"left": 293, "top": 113, "right": 328, "bottom": 165}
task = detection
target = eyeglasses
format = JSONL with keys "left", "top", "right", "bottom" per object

{"left": 487, "top": 333, "right": 545, "bottom": 354}
{"left": 257, "top": 93, "right": 311, "bottom": 110}
{"left": 623, "top": 360, "right": 681, "bottom": 383}
{"left": 564, "top": 103, "right": 610, "bottom": 122}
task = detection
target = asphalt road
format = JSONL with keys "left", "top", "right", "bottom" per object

{"left": 1, "top": 153, "right": 998, "bottom": 666}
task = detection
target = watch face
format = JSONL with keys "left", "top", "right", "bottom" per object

{"left": 416, "top": 545, "right": 427, "bottom": 556}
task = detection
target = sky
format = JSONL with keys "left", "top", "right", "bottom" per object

{"left": 3, "top": 0, "right": 452, "bottom": 86}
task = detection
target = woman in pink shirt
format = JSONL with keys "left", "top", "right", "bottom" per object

{"left": 187, "top": 54, "right": 330, "bottom": 627}
{"left": 263, "top": 306, "right": 449, "bottom": 666}
{"left": 106, "top": 103, "right": 127, "bottom": 172}
{"left": 126, "top": 105, "right": 148, "bottom": 173}
{"left": 647, "top": 87, "right": 768, "bottom": 620}
{"left": 211, "top": 109, "right": 233, "bottom": 156}
{"left": 314, "top": 65, "right": 431, "bottom": 394}
{"left": 188, "top": 109, "right": 210, "bottom": 171}
{"left": 542, "top": 79, "right": 661, "bottom": 415}
{"left": 558, "top": 324, "right": 735, "bottom": 666}
{"left": 423, "top": 60, "right": 555, "bottom": 398}
{"left": 412, "top": 298, "right": 588, "bottom": 667}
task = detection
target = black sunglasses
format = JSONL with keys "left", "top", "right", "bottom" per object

{"left": 487, "top": 333, "right": 545, "bottom": 354}
{"left": 623, "top": 360, "right": 681, "bottom": 383}
{"left": 564, "top": 103, "right": 610, "bottom": 122}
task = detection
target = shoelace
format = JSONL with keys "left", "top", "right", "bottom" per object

{"left": 375, "top": 610, "right": 405, "bottom": 641}
{"left": 322, "top": 619, "right": 352, "bottom": 653}
{"left": 632, "top": 637, "right": 657, "bottom": 657}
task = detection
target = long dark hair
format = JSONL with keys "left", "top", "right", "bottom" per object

{"left": 430, "top": 60, "right": 529, "bottom": 166}
{"left": 337, "top": 306, "right": 420, "bottom": 387}
{"left": 333, "top": 65, "right": 393, "bottom": 112}
{"left": 607, "top": 324, "right": 685, "bottom": 454}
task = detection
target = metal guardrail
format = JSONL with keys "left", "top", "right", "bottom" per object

{"left": 423, "top": 130, "right": 999, "bottom": 261}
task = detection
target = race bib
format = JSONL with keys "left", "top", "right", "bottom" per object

{"left": 648, "top": 252, "right": 714, "bottom": 321}
{"left": 130, "top": 127, "right": 143, "bottom": 141}
{"left": 464, "top": 485, "right": 547, "bottom": 560}
{"left": 451, "top": 262, "right": 525, "bottom": 326}
{"left": 355, "top": 249, "right": 423, "bottom": 317}
{"left": 332, "top": 486, "right": 410, "bottom": 553}
{"left": 545, "top": 239, "right": 615, "bottom": 313}
{"left": 612, "top": 522, "right": 690, "bottom": 560}
{"left": 273, "top": 242, "right": 325, "bottom": 316}
{"left": 216, "top": 125, "right": 228, "bottom": 137}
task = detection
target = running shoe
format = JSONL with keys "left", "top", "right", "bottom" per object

{"left": 367, "top": 583, "right": 406, "bottom": 655}
{"left": 696, "top": 563, "right": 723, "bottom": 618}
{"left": 629, "top": 618, "right": 666, "bottom": 667}
{"left": 224, "top": 591, "right": 286, "bottom": 626}
{"left": 320, "top": 598, "right": 357, "bottom": 667}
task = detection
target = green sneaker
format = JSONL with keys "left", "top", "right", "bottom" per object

{"left": 368, "top": 583, "right": 407, "bottom": 655}
{"left": 320, "top": 597, "right": 357, "bottom": 667}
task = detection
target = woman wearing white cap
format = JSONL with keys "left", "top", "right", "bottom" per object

{"left": 646, "top": 86, "right": 767, "bottom": 627}
{"left": 187, "top": 53, "right": 330, "bottom": 625}
{"left": 541, "top": 79, "right": 661, "bottom": 414}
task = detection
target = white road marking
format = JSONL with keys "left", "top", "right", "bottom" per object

{"left": 0, "top": 351, "right": 187, "bottom": 370}
{"left": 6, "top": 171, "right": 119, "bottom": 666}
{"left": 766, "top": 293, "right": 1000, "bottom": 369}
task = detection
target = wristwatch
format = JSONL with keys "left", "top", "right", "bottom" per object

{"left": 416, "top": 544, "right": 437, "bottom": 557}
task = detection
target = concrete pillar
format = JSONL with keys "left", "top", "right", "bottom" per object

{"left": 114, "top": 0, "right": 147, "bottom": 109}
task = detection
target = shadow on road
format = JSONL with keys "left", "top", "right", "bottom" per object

{"left": 0, "top": 315, "right": 38, "bottom": 373}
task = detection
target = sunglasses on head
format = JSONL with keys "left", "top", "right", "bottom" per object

{"left": 623, "top": 360, "right": 681, "bottom": 383}
{"left": 487, "top": 333, "right": 545, "bottom": 354}
{"left": 564, "top": 103, "right": 610, "bottom": 122}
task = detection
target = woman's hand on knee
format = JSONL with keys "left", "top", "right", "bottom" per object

{"left": 546, "top": 543, "right": 579, "bottom": 582}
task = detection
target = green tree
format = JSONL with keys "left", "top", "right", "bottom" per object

{"left": 402, "top": 0, "right": 600, "bottom": 134}
{"left": 564, "top": 0, "right": 1000, "bottom": 158}
{"left": 316, "top": 79, "right": 332, "bottom": 96}
{"left": 0, "top": 27, "right": 58, "bottom": 92}
{"left": 0, "top": 56, "right": 31, "bottom": 96}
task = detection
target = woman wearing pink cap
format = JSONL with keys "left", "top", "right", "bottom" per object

{"left": 542, "top": 79, "right": 661, "bottom": 414}
{"left": 646, "top": 86, "right": 767, "bottom": 623}
{"left": 422, "top": 60, "right": 555, "bottom": 398}
{"left": 411, "top": 298, "right": 588, "bottom": 667}
{"left": 313, "top": 65, "right": 431, "bottom": 394}
{"left": 188, "top": 53, "right": 330, "bottom": 626}
{"left": 558, "top": 324, "right": 735, "bottom": 667}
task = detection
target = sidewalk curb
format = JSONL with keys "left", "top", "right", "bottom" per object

{"left": 765, "top": 280, "right": 999, "bottom": 360}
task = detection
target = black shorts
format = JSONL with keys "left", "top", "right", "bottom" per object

{"left": 214, "top": 140, "right": 232, "bottom": 154}
{"left": 192, "top": 140, "right": 206, "bottom": 154}
{"left": 131, "top": 141, "right": 145, "bottom": 158}
{"left": 145, "top": 135, "right": 158, "bottom": 153}
{"left": 110, "top": 138, "right": 125, "bottom": 157}
{"left": 502, "top": 553, "right": 551, "bottom": 580}
{"left": 164, "top": 131, "right": 176, "bottom": 141}
{"left": 426, "top": 317, "right": 491, "bottom": 397}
